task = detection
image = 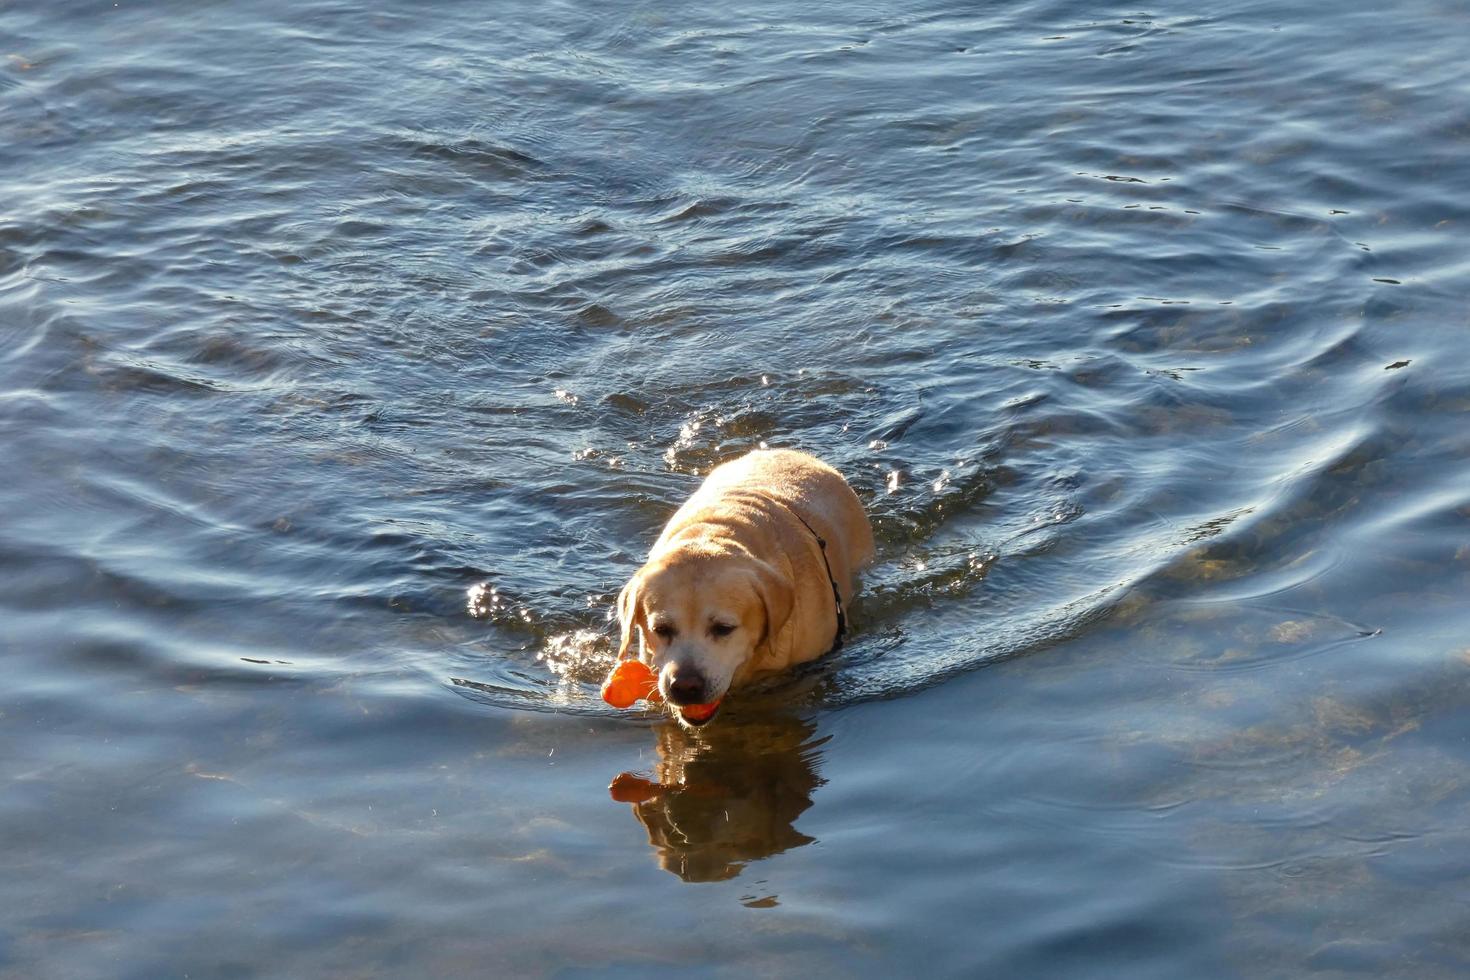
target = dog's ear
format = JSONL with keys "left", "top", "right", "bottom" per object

{"left": 748, "top": 558, "right": 794, "bottom": 646}
{"left": 616, "top": 571, "right": 645, "bottom": 661}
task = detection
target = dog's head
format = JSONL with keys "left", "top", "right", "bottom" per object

{"left": 617, "top": 548, "right": 793, "bottom": 727}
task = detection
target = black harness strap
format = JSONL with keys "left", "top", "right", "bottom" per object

{"left": 784, "top": 507, "right": 847, "bottom": 653}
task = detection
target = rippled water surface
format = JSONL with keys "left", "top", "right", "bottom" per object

{"left": 4, "top": 0, "right": 1470, "bottom": 975}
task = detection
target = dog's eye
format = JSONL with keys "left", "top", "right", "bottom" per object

{"left": 710, "top": 622, "right": 736, "bottom": 638}
{"left": 651, "top": 623, "right": 675, "bottom": 640}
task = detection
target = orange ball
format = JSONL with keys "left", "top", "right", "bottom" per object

{"left": 600, "top": 659, "right": 661, "bottom": 708}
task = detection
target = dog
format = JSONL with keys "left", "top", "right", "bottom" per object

{"left": 616, "top": 448, "right": 874, "bottom": 727}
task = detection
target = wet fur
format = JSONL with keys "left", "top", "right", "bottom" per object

{"left": 617, "top": 449, "right": 874, "bottom": 726}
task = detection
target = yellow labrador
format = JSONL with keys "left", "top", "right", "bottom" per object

{"left": 617, "top": 448, "right": 873, "bottom": 727}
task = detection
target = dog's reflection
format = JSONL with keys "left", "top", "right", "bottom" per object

{"left": 609, "top": 713, "right": 826, "bottom": 882}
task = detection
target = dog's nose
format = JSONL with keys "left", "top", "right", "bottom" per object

{"left": 666, "top": 667, "right": 707, "bottom": 705}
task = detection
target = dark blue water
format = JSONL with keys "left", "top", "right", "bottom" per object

{"left": 4, "top": 1, "right": 1470, "bottom": 975}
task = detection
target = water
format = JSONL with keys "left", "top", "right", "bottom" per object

{"left": 3, "top": 0, "right": 1469, "bottom": 974}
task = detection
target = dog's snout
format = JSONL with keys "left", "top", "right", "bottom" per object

{"left": 666, "top": 666, "right": 707, "bottom": 705}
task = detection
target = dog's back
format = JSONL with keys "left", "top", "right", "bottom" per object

{"left": 668, "top": 448, "right": 873, "bottom": 603}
